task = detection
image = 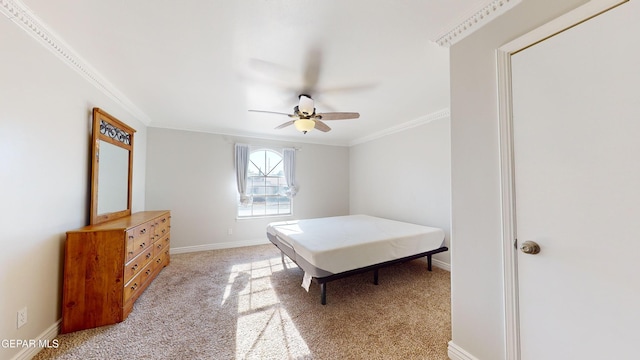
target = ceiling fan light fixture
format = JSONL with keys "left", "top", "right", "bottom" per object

{"left": 250, "top": 93, "right": 358, "bottom": 134}
{"left": 294, "top": 119, "right": 315, "bottom": 134}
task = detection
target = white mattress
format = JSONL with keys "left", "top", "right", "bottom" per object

{"left": 267, "top": 214, "right": 445, "bottom": 275}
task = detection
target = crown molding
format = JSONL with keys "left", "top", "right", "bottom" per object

{"left": 434, "top": 0, "right": 522, "bottom": 47}
{"left": 349, "top": 108, "right": 450, "bottom": 146}
{"left": 0, "top": 0, "right": 152, "bottom": 124}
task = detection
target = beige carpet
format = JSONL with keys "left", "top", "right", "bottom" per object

{"left": 34, "top": 244, "right": 451, "bottom": 360}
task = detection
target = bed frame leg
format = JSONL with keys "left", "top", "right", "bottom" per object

{"left": 373, "top": 269, "right": 379, "bottom": 285}
{"left": 320, "top": 283, "right": 327, "bottom": 305}
{"left": 427, "top": 255, "right": 433, "bottom": 271}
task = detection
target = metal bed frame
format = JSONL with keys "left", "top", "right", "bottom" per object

{"left": 272, "top": 241, "right": 448, "bottom": 305}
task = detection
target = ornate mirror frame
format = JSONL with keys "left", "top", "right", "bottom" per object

{"left": 90, "top": 107, "right": 136, "bottom": 225}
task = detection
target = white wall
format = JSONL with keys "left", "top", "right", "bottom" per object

{"left": 0, "top": 16, "right": 148, "bottom": 360}
{"left": 448, "top": 0, "right": 588, "bottom": 359}
{"left": 349, "top": 117, "right": 451, "bottom": 266}
{"left": 145, "top": 128, "right": 350, "bottom": 251}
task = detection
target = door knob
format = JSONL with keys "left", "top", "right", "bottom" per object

{"left": 520, "top": 241, "right": 540, "bottom": 255}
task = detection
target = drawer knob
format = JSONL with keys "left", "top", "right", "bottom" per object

{"left": 146, "top": 269, "right": 151, "bottom": 275}
{"left": 132, "top": 264, "right": 138, "bottom": 270}
{"left": 140, "top": 242, "right": 146, "bottom": 248}
{"left": 131, "top": 283, "right": 138, "bottom": 290}
{"left": 146, "top": 253, "right": 152, "bottom": 259}
{"left": 140, "top": 229, "right": 146, "bottom": 234}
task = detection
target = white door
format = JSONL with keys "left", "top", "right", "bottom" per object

{"left": 511, "top": 1, "right": 640, "bottom": 359}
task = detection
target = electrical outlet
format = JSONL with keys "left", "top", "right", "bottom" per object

{"left": 227, "top": 228, "right": 233, "bottom": 235}
{"left": 17, "top": 307, "right": 27, "bottom": 328}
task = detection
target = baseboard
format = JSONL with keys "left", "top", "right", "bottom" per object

{"left": 432, "top": 258, "right": 451, "bottom": 271}
{"left": 448, "top": 341, "right": 480, "bottom": 360}
{"left": 170, "top": 238, "right": 270, "bottom": 254}
{"left": 11, "top": 320, "right": 61, "bottom": 360}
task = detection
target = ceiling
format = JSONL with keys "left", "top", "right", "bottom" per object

{"left": 12, "top": 0, "right": 514, "bottom": 146}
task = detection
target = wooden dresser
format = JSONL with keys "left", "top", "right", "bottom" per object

{"left": 61, "top": 210, "right": 171, "bottom": 333}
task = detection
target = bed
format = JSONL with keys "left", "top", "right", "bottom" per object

{"left": 266, "top": 214, "right": 448, "bottom": 304}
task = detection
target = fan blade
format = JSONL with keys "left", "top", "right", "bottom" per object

{"left": 275, "top": 120, "right": 296, "bottom": 130}
{"left": 316, "top": 112, "right": 360, "bottom": 120}
{"left": 314, "top": 120, "right": 331, "bottom": 132}
{"left": 317, "top": 83, "right": 377, "bottom": 95}
{"left": 248, "top": 58, "right": 294, "bottom": 79}
{"left": 249, "top": 110, "right": 297, "bottom": 118}
{"left": 302, "top": 46, "right": 322, "bottom": 94}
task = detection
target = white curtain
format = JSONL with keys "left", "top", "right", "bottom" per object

{"left": 234, "top": 143, "right": 251, "bottom": 205}
{"left": 283, "top": 148, "right": 298, "bottom": 197}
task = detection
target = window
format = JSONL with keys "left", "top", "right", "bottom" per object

{"left": 238, "top": 149, "right": 291, "bottom": 217}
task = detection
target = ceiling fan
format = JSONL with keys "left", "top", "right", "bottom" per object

{"left": 249, "top": 94, "right": 360, "bottom": 134}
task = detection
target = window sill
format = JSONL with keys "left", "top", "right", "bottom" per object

{"left": 235, "top": 214, "right": 293, "bottom": 221}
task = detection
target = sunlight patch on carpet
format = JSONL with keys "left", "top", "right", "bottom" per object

{"left": 221, "top": 256, "right": 311, "bottom": 358}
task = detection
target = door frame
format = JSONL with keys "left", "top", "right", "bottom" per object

{"left": 495, "top": 0, "right": 627, "bottom": 359}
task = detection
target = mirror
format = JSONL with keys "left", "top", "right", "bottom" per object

{"left": 90, "top": 108, "right": 136, "bottom": 224}
{"left": 97, "top": 141, "right": 129, "bottom": 214}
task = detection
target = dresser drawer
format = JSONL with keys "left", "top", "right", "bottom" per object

{"left": 123, "top": 262, "right": 154, "bottom": 304}
{"left": 153, "top": 234, "right": 170, "bottom": 254}
{"left": 124, "top": 247, "right": 154, "bottom": 284}
{"left": 126, "top": 223, "right": 152, "bottom": 260}
{"left": 153, "top": 248, "right": 170, "bottom": 269}
{"left": 125, "top": 236, "right": 135, "bottom": 262}
{"left": 153, "top": 215, "right": 170, "bottom": 241}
